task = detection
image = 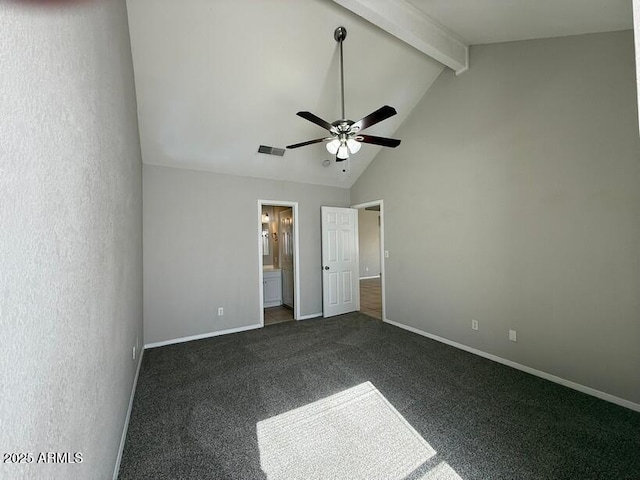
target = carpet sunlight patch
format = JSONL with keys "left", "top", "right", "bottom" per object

{"left": 416, "top": 461, "right": 464, "bottom": 480}
{"left": 256, "top": 382, "right": 444, "bottom": 480}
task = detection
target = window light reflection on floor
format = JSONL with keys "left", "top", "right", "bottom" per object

{"left": 256, "top": 381, "right": 463, "bottom": 480}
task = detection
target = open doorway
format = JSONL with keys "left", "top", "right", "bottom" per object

{"left": 352, "top": 200, "right": 385, "bottom": 321}
{"left": 258, "top": 200, "right": 300, "bottom": 327}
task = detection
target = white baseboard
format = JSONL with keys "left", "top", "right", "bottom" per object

{"left": 359, "top": 275, "right": 381, "bottom": 280}
{"left": 113, "top": 348, "right": 144, "bottom": 480}
{"left": 384, "top": 318, "right": 640, "bottom": 413}
{"left": 297, "top": 312, "right": 323, "bottom": 320}
{"left": 144, "top": 324, "right": 261, "bottom": 349}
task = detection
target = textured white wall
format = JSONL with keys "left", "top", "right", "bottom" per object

{"left": 143, "top": 165, "right": 350, "bottom": 345}
{"left": 634, "top": 0, "right": 640, "bottom": 135}
{"left": 0, "top": 2, "right": 143, "bottom": 479}
{"left": 352, "top": 31, "right": 640, "bottom": 406}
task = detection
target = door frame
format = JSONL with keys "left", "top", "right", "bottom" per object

{"left": 258, "top": 200, "right": 300, "bottom": 326}
{"left": 351, "top": 199, "right": 385, "bottom": 322}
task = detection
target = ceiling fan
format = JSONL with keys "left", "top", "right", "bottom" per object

{"left": 286, "top": 26, "right": 401, "bottom": 163}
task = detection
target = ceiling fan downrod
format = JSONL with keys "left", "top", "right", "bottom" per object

{"left": 335, "top": 26, "right": 347, "bottom": 121}
{"left": 332, "top": 25, "right": 355, "bottom": 161}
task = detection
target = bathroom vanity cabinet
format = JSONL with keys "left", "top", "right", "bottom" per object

{"left": 263, "top": 268, "right": 282, "bottom": 308}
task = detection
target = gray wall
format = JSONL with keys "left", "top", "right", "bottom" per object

{"left": 351, "top": 31, "right": 640, "bottom": 405}
{"left": 0, "top": 2, "right": 143, "bottom": 479}
{"left": 358, "top": 210, "right": 381, "bottom": 277}
{"left": 143, "top": 165, "right": 350, "bottom": 345}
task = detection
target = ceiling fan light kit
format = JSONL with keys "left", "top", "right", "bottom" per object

{"left": 326, "top": 138, "right": 341, "bottom": 155}
{"left": 286, "top": 26, "right": 401, "bottom": 169}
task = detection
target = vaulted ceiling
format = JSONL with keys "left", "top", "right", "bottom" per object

{"left": 126, "top": 0, "right": 632, "bottom": 188}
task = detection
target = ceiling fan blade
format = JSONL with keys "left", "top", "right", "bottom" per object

{"left": 296, "top": 111, "right": 336, "bottom": 132}
{"left": 350, "top": 105, "right": 397, "bottom": 132}
{"left": 286, "top": 137, "right": 331, "bottom": 149}
{"left": 357, "top": 134, "right": 401, "bottom": 148}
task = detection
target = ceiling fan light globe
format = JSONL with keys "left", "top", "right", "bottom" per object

{"left": 326, "top": 139, "right": 341, "bottom": 155}
{"left": 346, "top": 138, "right": 361, "bottom": 154}
{"left": 337, "top": 145, "right": 349, "bottom": 160}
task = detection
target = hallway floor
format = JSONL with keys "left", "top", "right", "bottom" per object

{"left": 359, "top": 277, "right": 381, "bottom": 320}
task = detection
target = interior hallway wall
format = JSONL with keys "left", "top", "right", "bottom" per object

{"left": 351, "top": 31, "right": 640, "bottom": 405}
{"left": 0, "top": 1, "right": 144, "bottom": 478}
{"left": 358, "top": 210, "right": 381, "bottom": 278}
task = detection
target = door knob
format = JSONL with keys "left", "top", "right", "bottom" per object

{"left": 324, "top": 266, "right": 329, "bottom": 270}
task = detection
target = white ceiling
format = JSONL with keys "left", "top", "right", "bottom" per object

{"left": 126, "top": 0, "right": 633, "bottom": 188}
{"left": 126, "top": 0, "right": 444, "bottom": 188}
{"left": 406, "top": 0, "right": 632, "bottom": 45}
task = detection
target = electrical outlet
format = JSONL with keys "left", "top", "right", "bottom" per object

{"left": 218, "top": 307, "right": 224, "bottom": 316}
{"left": 384, "top": 250, "right": 389, "bottom": 258}
{"left": 509, "top": 330, "right": 517, "bottom": 342}
{"left": 471, "top": 319, "right": 479, "bottom": 331}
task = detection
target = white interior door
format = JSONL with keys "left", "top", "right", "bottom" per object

{"left": 321, "top": 206, "right": 359, "bottom": 317}
{"left": 279, "top": 208, "right": 294, "bottom": 308}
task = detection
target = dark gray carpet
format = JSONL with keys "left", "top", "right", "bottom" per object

{"left": 118, "top": 313, "right": 640, "bottom": 479}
